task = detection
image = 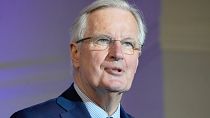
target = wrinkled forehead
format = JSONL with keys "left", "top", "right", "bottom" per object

{"left": 85, "top": 7, "right": 139, "bottom": 39}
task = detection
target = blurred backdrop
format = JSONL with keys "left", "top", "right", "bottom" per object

{"left": 161, "top": 0, "right": 210, "bottom": 118}
{"left": 0, "top": 0, "right": 209, "bottom": 118}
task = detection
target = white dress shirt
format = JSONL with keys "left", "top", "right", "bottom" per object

{"left": 74, "top": 84, "right": 120, "bottom": 118}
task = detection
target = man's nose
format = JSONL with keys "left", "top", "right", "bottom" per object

{"left": 108, "top": 40, "right": 124, "bottom": 61}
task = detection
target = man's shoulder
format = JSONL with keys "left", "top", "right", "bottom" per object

{"left": 10, "top": 84, "right": 81, "bottom": 118}
{"left": 10, "top": 98, "right": 64, "bottom": 118}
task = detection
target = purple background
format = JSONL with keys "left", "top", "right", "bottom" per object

{"left": 0, "top": 0, "right": 162, "bottom": 117}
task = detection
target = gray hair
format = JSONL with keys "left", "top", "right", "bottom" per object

{"left": 71, "top": 0, "right": 146, "bottom": 46}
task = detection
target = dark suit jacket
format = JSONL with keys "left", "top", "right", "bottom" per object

{"left": 11, "top": 84, "right": 134, "bottom": 118}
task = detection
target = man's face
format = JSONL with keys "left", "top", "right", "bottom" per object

{"left": 72, "top": 8, "right": 140, "bottom": 93}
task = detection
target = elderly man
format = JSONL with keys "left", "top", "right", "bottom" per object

{"left": 11, "top": 0, "right": 146, "bottom": 118}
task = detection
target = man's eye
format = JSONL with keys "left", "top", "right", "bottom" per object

{"left": 95, "top": 38, "right": 110, "bottom": 45}
{"left": 122, "top": 41, "right": 135, "bottom": 48}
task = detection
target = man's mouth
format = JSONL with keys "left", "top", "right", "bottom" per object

{"left": 104, "top": 67, "right": 124, "bottom": 76}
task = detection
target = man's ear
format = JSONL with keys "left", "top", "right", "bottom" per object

{"left": 70, "top": 43, "right": 80, "bottom": 68}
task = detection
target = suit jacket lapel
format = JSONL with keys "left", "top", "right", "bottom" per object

{"left": 120, "top": 108, "right": 127, "bottom": 118}
{"left": 59, "top": 102, "right": 91, "bottom": 118}
{"left": 120, "top": 105, "right": 134, "bottom": 118}
{"left": 57, "top": 84, "right": 91, "bottom": 118}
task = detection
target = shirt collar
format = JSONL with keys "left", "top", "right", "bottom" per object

{"left": 74, "top": 84, "right": 120, "bottom": 118}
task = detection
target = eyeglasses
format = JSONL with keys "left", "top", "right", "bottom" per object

{"left": 76, "top": 35, "right": 142, "bottom": 55}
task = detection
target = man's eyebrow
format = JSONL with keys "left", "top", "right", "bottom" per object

{"left": 91, "top": 33, "right": 137, "bottom": 41}
{"left": 93, "top": 34, "right": 113, "bottom": 39}
{"left": 121, "top": 37, "right": 137, "bottom": 41}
